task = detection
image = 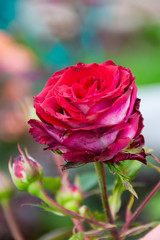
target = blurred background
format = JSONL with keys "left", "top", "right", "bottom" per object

{"left": 0, "top": 0, "right": 160, "bottom": 239}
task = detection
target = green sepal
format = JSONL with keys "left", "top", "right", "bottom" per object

{"left": 62, "top": 162, "right": 86, "bottom": 171}
{"left": 52, "top": 149, "right": 63, "bottom": 155}
{"left": 121, "top": 160, "right": 142, "bottom": 181}
{"left": 27, "top": 181, "right": 43, "bottom": 197}
{"left": 109, "top": 179, "right": 124, "bottom": 218}
{"left": 108, "top": 162, "right": 140, "bottom": 218}
{"left": 42, "top": 177, "right": 61, "bottom": 194}
{"left": 108, "top": 163, "right": 138, "bottom": 198}
{"left": 69, "top": 232, "right": 84, "bottom": 240}
{"left": 63, "top": 200, "right": 79, "bottom": 213}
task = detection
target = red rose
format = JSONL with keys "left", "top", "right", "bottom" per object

{"left": 28, "top": 61, "right": 146, "bottom": 164}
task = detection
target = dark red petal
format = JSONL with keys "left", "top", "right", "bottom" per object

{"left": 100, "top": 60, "right": 116, "bottom": 66}
{"left": 109, "top": 149, "right": 147, "bottom": 164}
{"left": 63, "top": 129, "right": 118, "bottom": 154}
{"left": 128, "top": 135, "right": 145, "bottom": 149}
{"left": 28, "top": 119, "right": 64, "bottom": 147}
{"left": 96, "top": 137, "right": 131, "bottom": 162}
{"left": 62, "top": 150, "right": 97, "bottom": 163}
{"left": 134, "top": 113, "right": 144, "bottom": 138}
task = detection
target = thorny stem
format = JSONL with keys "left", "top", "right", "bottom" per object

{"left": 53, "top": 154, "right": 89, "bottom": 239}
{"left": 1, "top": 199, "right": 24, "bottom": 240}
{"left": 151, "top": 154, "right": 160, "bottom": 165}
{"left": 121, "top": 181, "right": 160, "bottom": 237}
{"left": 52, "top": 153, "right": 68, "bottom": 177}
{"left": 94, "top": 162, "right": 121, "bottom": 240}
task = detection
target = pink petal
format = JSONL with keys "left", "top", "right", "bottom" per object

{"left": 93, "top": 90, "right": 131, "bottom": 126}
{"left": 55, "top": 63, "right": 104, "bottom": 87}
{"left": 118, "top": 112, "right": 141, "bottom": 140}
{"left": 126, "top": 83, "right": 137, "bottom": 117}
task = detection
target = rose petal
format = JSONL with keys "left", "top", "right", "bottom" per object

{"left": 28, "top": 119, "right": 64, "bottom": 147}
{"left": 96, "top": 137, "right": 131, "bottom": 162}
{"left": 55, "top": 63, "right": 104, "bottom": 87}
{"left": 109, "top": 149, "right": 147, "bottom": 164}
{"left": 128, "top": 135, "right": 145, "bottom": 149}
{"left": 92, "top": 90, "right": 131, "bottom": 126}
{"left": 63, "top": 130, "right": 118, "bottom": 153}
{"left": 62, "top": 150, "right": 97, "bottom": 163}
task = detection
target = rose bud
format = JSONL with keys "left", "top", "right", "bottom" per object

{"left": 9, "top": 145, "right": 43, "bottom": 191}
{"left": 0, "top": 171, "right": 14, "bottom": 201}
{"left": 28, "top": 61, "right": 146, "bottom": 165}
{"left": 56, "top": 184, "right": 83, "bottom": 212}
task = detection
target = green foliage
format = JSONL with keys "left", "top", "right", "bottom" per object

{"left": 38, "top": 228, "right": 72, "bottom": 240}
{"left": 30, "top": 203, "right": 65, "bottom": 216}
{"left": 122, "top": 160, "right": 143, "bottom": 181}
{"left": 108, "top": 163, "right": 138, "bottom": 198}
{"left": 79, "top": 172, "right": 98, "bottom": 192}
{"left": 108, "top": 161, "right": 142, "bottom": 218}
{"left": 109, "top": 179, "right": 123, "bottom": 218}
{"left": 42, "top": 177, "right": 61, "bottom": 194}
{"left": 93, "top": 211, "right": 106, "bottom": 223}
{"left": 108, "top": 42, "right": 160, "bottom": 86}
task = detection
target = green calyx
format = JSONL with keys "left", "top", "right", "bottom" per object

{"left": 9, "top": 146, "right": 43, "bottom": 192}
{"left": 56, "top": 186, "right": 83, "bottom": 212}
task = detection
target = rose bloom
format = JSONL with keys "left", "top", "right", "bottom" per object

{"left": 29, "top": 61, "right": 146, "bottom": 164}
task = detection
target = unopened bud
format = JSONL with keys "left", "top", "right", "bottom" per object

{"left": 63, "top": 200, "right": 79, "bottom": 213}
{"left": 56, "top": 184, "right": 83, "bottom": 212}
{"left": 9, "top": 145, "right": 43, "bottom": 191}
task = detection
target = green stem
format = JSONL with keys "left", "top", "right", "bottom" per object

{"left": 28, "top": 181, "right": 114, "bottom": 229}
{"left": 121, "top": 181, "right": 160, "bottom": 237}
{"left": 1, "top": 199, "right": 24, "bottom": 240}
{"left": 94, "top": 162, "right": 121, "bottom": 240}
{"left": 39, "top": 188, "right": 112, "bottom": 229}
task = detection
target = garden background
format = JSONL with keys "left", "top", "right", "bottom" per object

{"left": 0, "top": 1, "right": 160, "bottom": 239}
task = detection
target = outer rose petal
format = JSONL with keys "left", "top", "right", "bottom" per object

{"left": 118, "top": 112, "right": 141, "bottom": 140}
{"left": 63, "top": 130, "right": 118, "bottom": 153}
{"left": 109, "top": 149, "right": 147, "bottom": 164}
{"left": 129, "top": 135, "right": 145, "bottom": 149}
{"left": 96, "top": 138, "right": 131, "bottom": 162}
{"left": 28, "top": 119, "right": 64, "bottom": 147}
{"left": 62, "top": 150, "right": 97, "bottom": 163}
